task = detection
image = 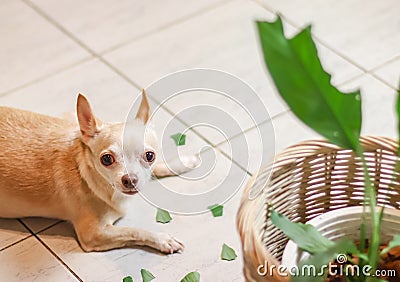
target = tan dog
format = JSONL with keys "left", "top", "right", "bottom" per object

{"left": 0, "top": 91, "right": 196, "bottom": 253}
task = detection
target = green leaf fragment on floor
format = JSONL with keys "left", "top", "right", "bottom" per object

{"left": 156, "top": 208, "right": 172, "bottom": 223}
{"left": 208, "top": 204, "right": 223, "bottom": 217}
{"left": 221, "top": 243, "right": 237, "bottom": 261}
{"left": 122, "top": 276, "right": 133, "bottom": 282}
{"left": 180, "top": 271, "right": 200, "bottom": 282}
{"left": 171, "top": 133, "right": 186, "bottom": 146}
{"left": 140, "top": 269, "right": 155, "bottom": 282}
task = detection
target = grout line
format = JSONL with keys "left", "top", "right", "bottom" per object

{"left": 16, "top": 0, "right": 234, "bottom": 96}
{"left": 334, "top": 56, "right": 400, "bottom": 91}
{"left": 336, "top": 73, "right": 365, "bottom": 87}
{"left": 0, "top": 56, "right": 94, "bottom": 98}
{"left": 18, "top": 219, "right": 84, "bottom": 282}
{"left": 21, "top": 0, "right": 141, "bottom": 90}
{"left": 151, "top": 98, "right": 217, "bottom": 145}
{"left": 357, "top": 51, "right": 399, "bottom": 90}
{"left": 21, "top": 219, "right": 64, "bottom": 235}
{"left": 22, "top": 1, "right": 99, "bottom": 57}
{"left": 0, "top": 235, "right": 32, "bottom": 252}
{"left": 306, "top": 33, "right": 367, "bottom": 73}
{"left": 149, "top": 96, "right": 253, "bottom": 175}
{"left": 98, "top": 57, "right": 142, "bottom": 89}
{"left": 22, "top": 0, "right": 259, "bottom": 176}
{"left": 338, "top": 67, "right": 398, "bottom": 91}
{"left": 368, "top": 54, "right": 400, "bottom": 73}
{"left": 213, "top": 108, "right": 290, "bottom": 148}
{"left": 210, "top": 109, "right": 292, "bottom": 175}
{"left": 369, "top": 73, "right": 399, "bottom": 91}
{"left": 100, "top": 0, "right": 233, "bottom": 55}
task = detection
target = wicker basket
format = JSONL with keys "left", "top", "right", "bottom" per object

{"left": 236, "top": 136, "right": 400, "bottom": 282}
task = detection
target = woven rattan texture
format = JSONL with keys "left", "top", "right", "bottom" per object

{"left": 237, "top": 137, "right": 400, "bottom": 282}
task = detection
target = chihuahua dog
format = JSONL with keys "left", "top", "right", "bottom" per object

{"left": 0, "top": 91, "right": 197, "bottom": 253}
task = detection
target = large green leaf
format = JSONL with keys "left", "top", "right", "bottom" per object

{"left": 270, "top": 209, "right": 333, "bottom": 254}
{"left": 257, "top": 17, "right": 362, "bottom": 151}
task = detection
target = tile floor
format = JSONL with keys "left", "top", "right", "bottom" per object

{"left": 0, "top": 0, "right": 399, "bottom": 281}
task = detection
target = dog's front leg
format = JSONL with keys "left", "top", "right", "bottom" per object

{"left": 152, "top": 155, "right": 200, "bottom": 178}
{"left": 75, "top": 223, "right": 184, "bottom": 253}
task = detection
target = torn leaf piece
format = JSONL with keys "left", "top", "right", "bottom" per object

{"left": 171, "top": 133, "right": 186, "bottom": 146}
{"left": 221, "top": 243, "right": 237, "bottom": 261}
{"left": 122, "top": 276, "right": 133, "bottom": 282}
{"left": 156, "top": 208, "right": 172, "bottom": 223}
{"left": 208, "top": 204, "right": 223, "bottom": 217}
{"left": 180, "top": 271, "right": 200, "bottom": 282}
{"left": 140, "top": 269, "right": 155, "bottom": 282}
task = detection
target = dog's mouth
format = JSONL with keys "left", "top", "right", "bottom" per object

{"left": 121, "top": 188, "right": 138, "bottom": 195}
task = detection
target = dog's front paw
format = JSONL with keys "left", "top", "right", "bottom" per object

{"left": 180, "top": 154, "right": 201, "bottom": 170}
{"left": 156, "top": 233, "right": 184, "bottom": 254}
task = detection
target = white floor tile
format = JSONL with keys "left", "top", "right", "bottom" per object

{"left": 341, "top": 74, "right": 398, "bottom": 138}
{"left": 38, "top": 221, "right": 132, "bottom": 282}
{"left": 143, "top": 150, "right": 248, "bottom": 213}
{"left": 151, "top": 88, "right": 271, "bottom": 145}
{"left": 0, "top": 219, "right": 31, "bottom": 250}
{"left": 373, "top": 57, "right": 400, "bottom": 89}
{"left": 103, "top": 0, "right": 286, "bottom": 117}
{"left": 219, "top": 110, "right": 319, "bottom": 174}
{"left": 111, "top": 208, "right": 245, "bottom": 282}
{"left": 31, "top": 0, "right": 225, "bottom": 53}
{"left": 0, "top": 236, "right": 78, "bottom": 281}
{"left": 258, "top": 0, "right": 400, "bottom": 70}
{"left": 104, "top": 0, "right": 361, "bottom": 144}
{"left": 316, "top": 43, "right": 363, "bottom": 86}
{"left": 0, "top": 0, "right": 89, "bottom": 94}
{"left": 0, "top": 59, "right": 138, "bottom": 121}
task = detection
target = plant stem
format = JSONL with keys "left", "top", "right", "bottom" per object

{"left": 360, "top": 153, "right": 380, "bottom": 282}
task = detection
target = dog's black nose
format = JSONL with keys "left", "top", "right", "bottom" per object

{"left": 121, "top": 174, "right": 138, "bottom": 189}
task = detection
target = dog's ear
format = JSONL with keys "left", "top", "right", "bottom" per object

{"left": 136, "top": 89, "right": 150, "bottom": 124}
{"left": 77, "top": 94, "right": 100, "bottom": 139}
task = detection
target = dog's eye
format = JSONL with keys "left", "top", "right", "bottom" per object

{"left": 143, "top": 151, "right": 156, "bottom": 163}
{"left": 100, "top": 154, "right": 115, "bottom": 167}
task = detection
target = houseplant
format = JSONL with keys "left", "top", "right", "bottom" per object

{"left": 238, "top": 16, "right": 400, "bottom": 282}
